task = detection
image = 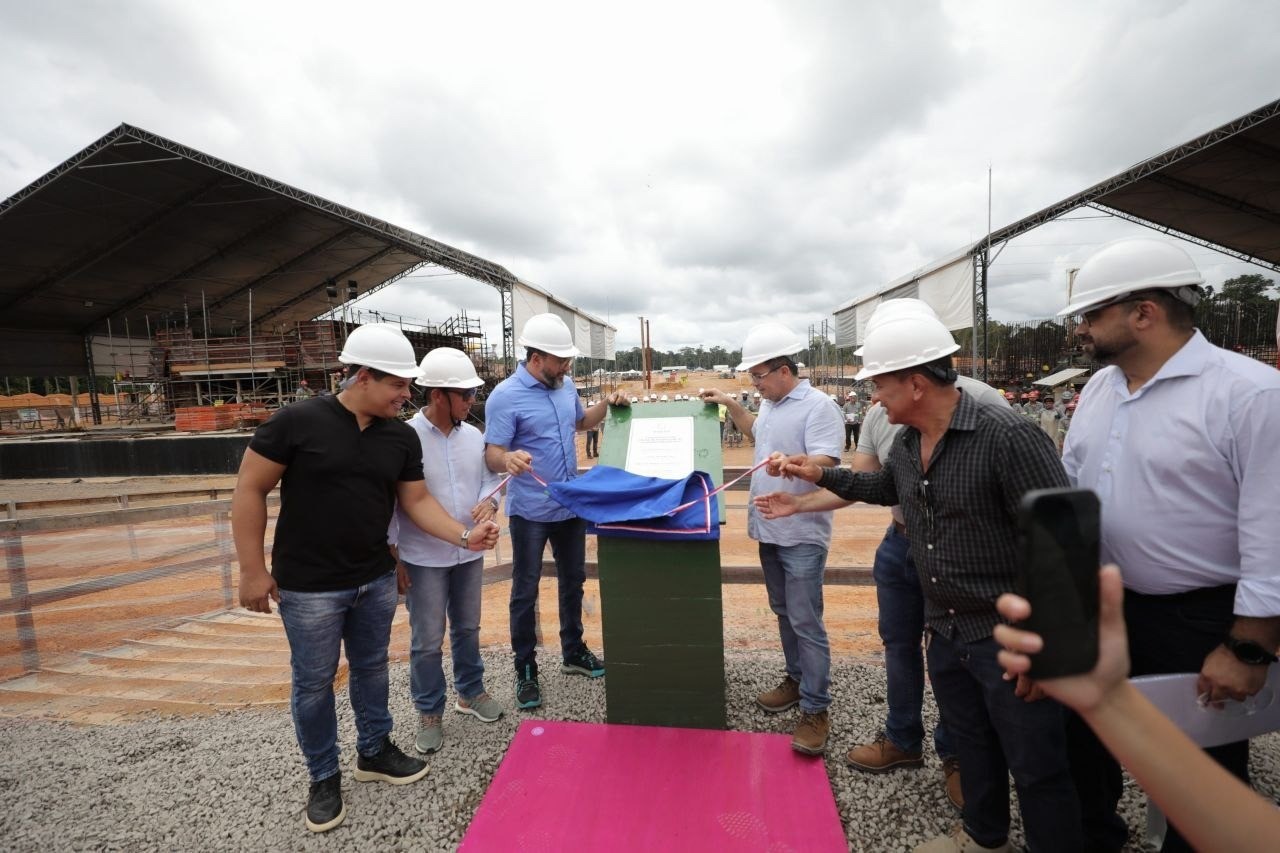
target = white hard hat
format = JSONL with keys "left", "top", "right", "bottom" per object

{"left": 1060, "top": 238, "right": 1204, "bottom": 317}
{"left": 415, "top": 347, "right": 484, "bottom": 388}
{"left": 1062, "top": 390, "right": 1075, "bottom": 401}
{"left": 736, "top": 322, "right": 806, "bottom": 371}
{"left": 338, "top": 324, "right": 421, "bottom": 378}
{"left": 854, "top": 298, "right": 940, "bottom": 357}
{"left": 630, "top": 396, "right": 639, "bottom": 403}
{"left": 753, "top": 392, "right": 761, "bottom": 398}
{"left": 517, "top": 313, "right": 581, "bottom": 358}
{"left": 660, "top": 394, "right": 669, "bottom": 401}
{"left": 855, "top": 313, "right": 960, "bottom": 381}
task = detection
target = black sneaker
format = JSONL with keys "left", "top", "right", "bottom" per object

{"left": 562, "top": 647, "right": 605, "bottom": 678}
{"left": 353, "top": 737, "right": 429, "bottom": 785}
{"left": 305, "top": 772, "right": 345, "bottom": 833}
{"left": 516, "top": 665, "right": 542, "bottom": 709}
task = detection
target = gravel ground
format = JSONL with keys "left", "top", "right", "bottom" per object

{"left": 2, "top": 650, "right": 1276, "bottom": 852}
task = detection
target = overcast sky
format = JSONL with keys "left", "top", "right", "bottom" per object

{"left": 2, "top": 1, "right": 1278, "bottom": 353}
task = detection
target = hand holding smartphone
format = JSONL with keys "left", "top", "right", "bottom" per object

{"left": 1016, "top": 487, "right": 1101, "bottom": 679}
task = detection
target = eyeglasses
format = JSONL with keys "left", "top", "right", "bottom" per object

{"left": 445, "top": 388, "right": 478, "bottom": 401}
{"left": 747, "top": 366, "right": 781, "bottom": 384}
{"left": 1074, "top": 294, "right": 1148, "bottom": 327}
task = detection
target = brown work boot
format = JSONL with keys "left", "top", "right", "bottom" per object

{"left": 791, "top": 710, "right": 829, "bottom": 755}
{"left": 755, "top": 676, "right": 801, "bottom": 713}
{"left": 845, "top": 734, "right": 924, "bottom": 772}
{"left": 942, "top": 756, "right": 963, "bottom": 810}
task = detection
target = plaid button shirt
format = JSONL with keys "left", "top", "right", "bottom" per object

{"left": 818, "top": 390, "right": 1068, "bottom": 642}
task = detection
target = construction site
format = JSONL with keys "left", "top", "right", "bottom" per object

{"left": 2, "top": 100, "right": 1280, "bottom": 851}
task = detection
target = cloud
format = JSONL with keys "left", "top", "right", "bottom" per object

{"left": 2, "top": 0, "right": 1278, "bottom": 358}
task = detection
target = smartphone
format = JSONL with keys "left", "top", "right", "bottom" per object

{"left": 1016, "top": 487, "right": 1101, "bottom": 679}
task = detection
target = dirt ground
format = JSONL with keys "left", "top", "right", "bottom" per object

{"left": 1, "top": 371, "right": 888, "bottom": 690}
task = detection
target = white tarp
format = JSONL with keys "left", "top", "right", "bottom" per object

{"left": 833, "top": 246, "right": 976, "bottom": 347}
{"left": 511, "top": 280, "right": 617, "bottom": 360}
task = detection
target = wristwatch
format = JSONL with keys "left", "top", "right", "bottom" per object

{"left": 460, "top": 528, "right": 472, "bottom": 548}
{"left": 1222, "top": 634, "right": 1279, "bottom": 666}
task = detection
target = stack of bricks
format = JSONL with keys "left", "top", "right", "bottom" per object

{"left": 174, "top": 404, "right": 271, "bottom": 432}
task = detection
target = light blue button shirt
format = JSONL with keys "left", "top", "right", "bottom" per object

{"left": 1062, "top": 331, "right": 1280, "bottom": 616}
{"left": 483, "top": 362, "right": 585, "bottom": 522}
{"left": 748, "top": 379, "right": 845, "bottom": 547}
{"left": 389, "top": 412, "right": 503, "bottom": 567}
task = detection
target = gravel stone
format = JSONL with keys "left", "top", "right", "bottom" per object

{"left": 1, "top": 650, "right": 1275, "bottom": 851}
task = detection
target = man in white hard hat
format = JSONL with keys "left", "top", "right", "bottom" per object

{"left": 233, "top": 324, "right": 499, "bottom": 834}
{"left": 700, "top": 322, "right": 843, "bottom": 756}
{"left": 388, "top": 347, "right": 505, "bottom": 758}
{"left": 1058, "top": 237, "right": 1280, "bottom": 853}
{"left": 757, "top": 309, "right": 1081, "bottom": 853}
{"left": 782, "top": 300, "right": 1008, "bottom": 811}
{"left": 484, "top": 313, "right": 629, "bottom": 710}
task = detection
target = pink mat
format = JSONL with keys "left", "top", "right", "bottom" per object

{"left": 460, "top": 720, "right": 847, "bottom": 852}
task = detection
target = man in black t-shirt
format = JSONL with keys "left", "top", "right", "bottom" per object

{"left": 232, "top": 324, "right": 498, "bottom": 834}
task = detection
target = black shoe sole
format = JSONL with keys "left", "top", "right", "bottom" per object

{"left": 353, "top": 764, "right": 429, "bottom": 785}
{"left": 306, "top": 802, "right": 346, "bottom": 833}
{"left": 561, "top": 663, "right": 605, "bottom": 678}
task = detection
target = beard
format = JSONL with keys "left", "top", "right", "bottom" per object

{"left": 1085, "top": 335, "right": 1136, "bottom": 365}
{"left": 536, "top": 367, "right": 565, "bottom": 389}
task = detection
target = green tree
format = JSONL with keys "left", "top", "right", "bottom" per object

{"left": 1209, "top": 274, "right": 1276, "bottom": 305}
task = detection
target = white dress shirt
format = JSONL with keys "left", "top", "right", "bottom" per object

{"left": 390, "top": 411, "right": 503, "bottom": 567}
{"left": 1061, "top": 331, "right": 1280, "bottom": 616}
{"left": 747, "top": 380, "right": 845, "bottom": 547}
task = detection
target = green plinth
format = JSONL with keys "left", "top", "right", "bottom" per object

{"left": 596, "top": 400, "right": 726, "bottom": 729}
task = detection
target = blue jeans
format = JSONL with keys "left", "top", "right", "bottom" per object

{"left": 927, "top": 630, "right": 1082, "bottom": 852}
{"left": 759, "top": 542, "right": 831, "bottom": 713}
{"left": 873, "top": 524, "right": 954, "bottom": 758}
{"left": 508, "top": 515, "right": 587, "bottom": 674}
{"left": 278, "top": 571, "right": 397, "bottom": 782}
{"left": 403, "top": 557, "right": 485, "bottom": 715}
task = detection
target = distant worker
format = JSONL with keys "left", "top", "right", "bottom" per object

{"left": 584, "top": 401, "right": 601, "bottom": 458}
{"left": 389, "top": 347, "right": 505, "bottom": 757}
{"left": 295, "top": 378, "right": 313, "bottom": 401}
{"left": 483, "top": 314, "right": 629, "bottom": 711}
{"left": 701, "top": 322, "right": 843, "bottom": 756}
{"left": 842, "top": 392, "right": 864, "bottom": 452}
{"left": 232, "top": 323, "right": 498, "bottom": 834}
{"left": 1038, "top": 398, "right": 1062, "bottom": 451}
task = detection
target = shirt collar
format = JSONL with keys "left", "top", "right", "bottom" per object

{"left": 779, "top": 378, "right": 812, "bottom": 403}
{"left": 1106, "top": 329, "right": 1209, "bottom": 396}
{"left": 945, "top": 387, "right": 982, "bottom": 432}
{"left": 515, "top": 361, "right": 543, "bottom": 389}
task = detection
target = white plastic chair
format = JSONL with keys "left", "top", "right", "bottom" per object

{"left": 1130, "top": 665, "right": 1280, "bottom": 848}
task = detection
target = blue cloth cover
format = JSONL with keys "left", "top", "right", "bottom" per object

{"left": 545, "top": 465, "right": 720, "bottom": 541}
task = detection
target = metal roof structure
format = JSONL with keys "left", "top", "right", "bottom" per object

{"left": 835, "top": 96, "right": 1280, "bottom": 372}
{"left": 985, "top": 96, "right": 1280, "bottom": 269}
{"left": 0, "top": 123, "right": 524, "bottom": 375}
